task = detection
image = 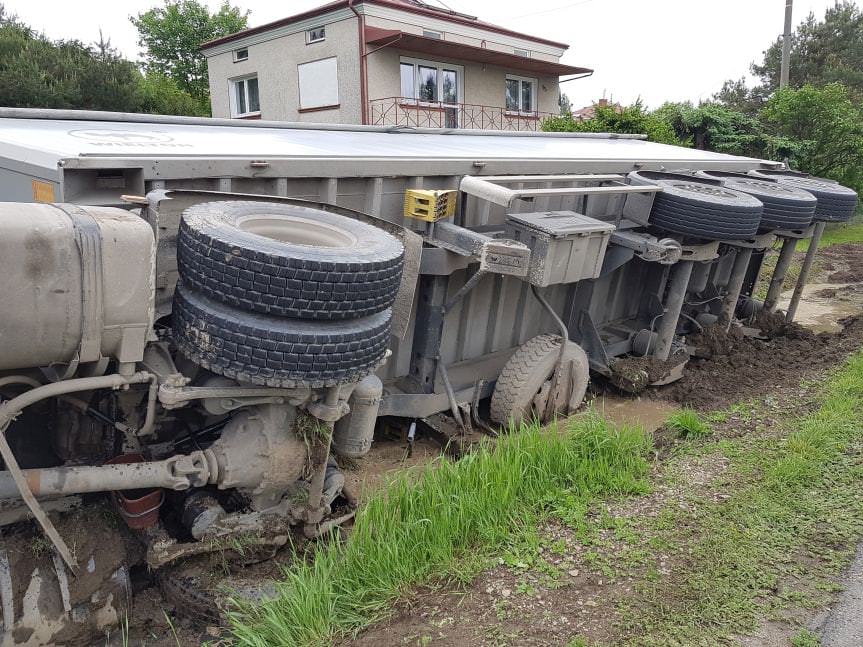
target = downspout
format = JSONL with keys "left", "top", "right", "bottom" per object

{"left": 349, "top": 0, "right": 369, "bottom": 124}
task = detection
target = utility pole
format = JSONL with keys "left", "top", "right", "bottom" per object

{"left": 780, "top": 0, "right": 793, "bottom": 88}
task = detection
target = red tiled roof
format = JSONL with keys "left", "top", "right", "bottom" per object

{"left": 201, "top": 0, "right": 570, "bottom": 50}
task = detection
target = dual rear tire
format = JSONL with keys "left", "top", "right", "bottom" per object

{"left": 748, "top": 171, "right": 858, "bottom": 223}
{"left": 627, "top": 171, "right": 763, "bottom": 240}
{"left": 172, "top": 201, "right": 404, "bottom": 387}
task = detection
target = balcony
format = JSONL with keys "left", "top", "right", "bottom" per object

{"left": 368, "top": 97, "right": 556, "bottom": 132}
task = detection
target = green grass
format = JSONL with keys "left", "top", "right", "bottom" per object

{"left": 229, "top": 415, "right": 652, "bottom": 646}
{"left": 791, "top": 628, "right": 822, "bottom": 647}
{"left": 665, "top": 408, "right": 711, "bottom": 439}
{"left": 614, "top": 352, "right": 863, "bottom": 644}
{"left": 799, "top": 213, "right": 863, "bottom": 251}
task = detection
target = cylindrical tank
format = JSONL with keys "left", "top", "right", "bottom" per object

{"left": 332, "top": 374, "right": 383, "bottom": 458}
{"left": 0, "top": 203, "right": 154, "bottom": 370}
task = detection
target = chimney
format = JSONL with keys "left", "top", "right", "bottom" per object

{"left": 597, "top": 98, "right": 608, "bottom": 107}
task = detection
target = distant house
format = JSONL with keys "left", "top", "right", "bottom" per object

{"left": 571, "top": 98, "right": 623, "bottom": 121}
{"left": 201, "top": 0, "right": 592, "bottom": 131}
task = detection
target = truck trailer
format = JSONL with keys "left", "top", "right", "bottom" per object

{"left": 0, "top": 109, "right": 857, "bottom": 644}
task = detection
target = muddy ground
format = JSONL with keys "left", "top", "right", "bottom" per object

{"left": 111, "top": 240, "right": 863, "bottom": 646}
{"left": 660, "top": 241, "right": 863, "bottom": 411}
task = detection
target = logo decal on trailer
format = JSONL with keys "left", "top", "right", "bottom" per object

{"left": 67, "top": 129, "right": 191, "bottom": 147}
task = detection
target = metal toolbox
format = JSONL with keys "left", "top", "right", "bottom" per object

{"left": 504, "top": 210, "right": 615, "bottom": 286}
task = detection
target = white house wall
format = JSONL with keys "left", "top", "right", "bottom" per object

{"left": 206, "top": 16, "right": 362, "bottom": 123}
{"left": 205, "top": 4, "right": 567, "bottom": 124}
{"left": 367, "top": 48, "right": 560, "bottom": 114}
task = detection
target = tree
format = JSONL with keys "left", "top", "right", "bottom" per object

{"left": 0, "top": 25, "right": 138, "bottom": 110}
{"left": 651, "top": 102, "right": 785, "bottom": 160}
{"left": 715, "top": 2, "right": 863, "bottom": 113}
{"left": 558, "top": 92, "right": 572, "bottom": 116}
{"left": 760, "top": 83, "right": 863, "bottom": 193}
{"left": 0, "top": 11, "right": 205, "bottom": 115}
{"left": 752, "top": 1, "right": 863, "bottom": 97}
{"left": 139, "top": 72, "right": 209, "bottom": 116}
{"left": 712, "top": 78, "right": 767, "bottom": 115}
{"left": 132, "top": 1, "right": 249, "bottom": 104}
{"left": 543, "top": 101, "right": 683, "bottom": 146}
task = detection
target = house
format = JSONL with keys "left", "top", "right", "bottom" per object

{"left": 201, "top": 0, "right": 592, "bottom": 131}
{"left": 571, "top": 98, "right": 623, "bottom": 121}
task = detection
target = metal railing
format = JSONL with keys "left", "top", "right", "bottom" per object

{"left": 368, "top": 97, "right": 556, "bottom": 131}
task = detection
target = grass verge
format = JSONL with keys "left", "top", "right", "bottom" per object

{"left": 799, "top": 213, "right": 863, "bottom": 251}
{"left": 229, "top": 415, "right": 652, "bottom": 646}
{"left": 614, "top": 352, "right": 863, "bottom": 644}
{"left": 665, "top": 408, "right": 710, "bottom": 439}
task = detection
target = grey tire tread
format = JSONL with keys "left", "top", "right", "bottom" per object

{"left": 653, "top": 201, "right": 761, "bottom": 226}
{"left": 178, "top": 201, "right": 405, "bottom": 320}
{"left": 628, "top": 171, "right": 764, "bottom": 240}
{"left": 172, "top": 282, "right": 391, "bottom": 388}
{"left": 490, "top": 333, "right": 589, "bottom": 427}
{"left": 650, "top": 207, "right": 760, "bottom": 239}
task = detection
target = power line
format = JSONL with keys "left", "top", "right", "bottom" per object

{"left": 500, "top": 0, "right": 598, "bottom": 20}
{"left": 429, "top": 0, "right": 458, "bottom": 12}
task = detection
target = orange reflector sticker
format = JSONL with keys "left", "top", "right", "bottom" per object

{"left": 32, "top": 179, "right": 56, "bottom": 203}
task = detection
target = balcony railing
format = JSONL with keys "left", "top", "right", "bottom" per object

{"left": 368, "top": 97, "right": 556, "bottom": 131}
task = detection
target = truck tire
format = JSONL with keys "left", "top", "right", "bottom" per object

{"left": 172, "top": 282, "right": 391, "bottom": 388}
{"left": 748, "top": 172, "right": 858, "bottom": 222}
{"left": 178, "top": 201, "right": 404, "bottom": 321}
{"left": 490, "top": 334, "right": 589, "bottom": 428}
{"left": 627, "top": 171, "right": 763, "bottom": 240}
{"left": 694, "top": 172, "right": 816, "bottom": 231}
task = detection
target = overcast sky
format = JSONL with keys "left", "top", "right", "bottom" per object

{"left": 3, "top": 0, "right": 854, "bottom": 108}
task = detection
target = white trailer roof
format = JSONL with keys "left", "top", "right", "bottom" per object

{"left": 0, "top": 111, "right": 775, "bottom": 174}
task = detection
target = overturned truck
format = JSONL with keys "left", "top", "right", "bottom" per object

{"left": 0, "top": 109, "right": 857, "bottom": 644}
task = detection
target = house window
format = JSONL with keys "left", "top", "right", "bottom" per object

{"left": 423, "top": 30, "right": 442, "bottom": 39}
{"left": 230, "top": 75, "right": 260, "bottom": 117}
{"left": 418, "top": 65, "right": 438, "bottom": 102}
{"left": 513, "top": 48, "right": 530, "bottom": 58}
{"left": 400, "top": 57, "right": 463, "bottom": 105}
{"left": 298, "top": 57, "right": 339, "bottom": 110}
{"left": 506, "top": 75, "right": 537, "bottom": 113}
{"left": 233, "top": 48, "right": 248, "bottom": 62}
{"left": 306, "top": 26, "right": 326, "bottom": 44}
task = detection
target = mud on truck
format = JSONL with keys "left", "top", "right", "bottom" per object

{"left": 0, "top": 109, "right": 857, "bottom": 645}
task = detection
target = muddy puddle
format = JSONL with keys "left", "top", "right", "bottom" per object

{"left": 777, "top": 282, "right": 863, "bottom": 333}
{"left": 589, "top": 394, "right": 678, "bottom": 432}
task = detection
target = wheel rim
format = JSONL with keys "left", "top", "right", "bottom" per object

{"left": 236, "top": 215, "right": 357, "bottom": 248}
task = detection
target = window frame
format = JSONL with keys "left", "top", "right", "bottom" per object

{"left": 505, "top": 74, "right": 538, "bottom": 115}
{"left": 233, "top": 48, "right": 249, "bottom": 62}
{"left": 297, "top": 56, "right": 340, "bottom": 111}
{"left": 399, "top": 56, "right": 464, "bottom": 107}
{"left": 422, "top": 30, "right": 443, "bottom": 39}
{"left": 306, "top": 25, "right": 326, "bottom": 44}
{"left": 229, "top": 74, "right": 260, "bottom": 118}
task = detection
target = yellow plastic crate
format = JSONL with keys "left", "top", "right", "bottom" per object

{"left": 403, "top": 189, "right": 457, "bottom": 222}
